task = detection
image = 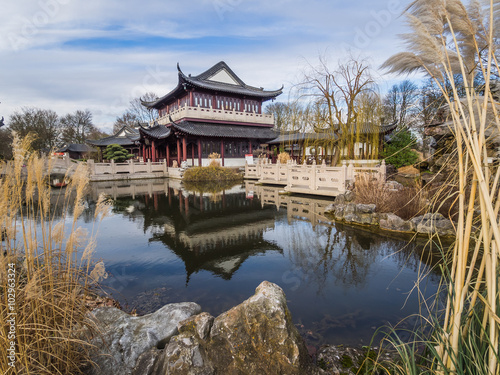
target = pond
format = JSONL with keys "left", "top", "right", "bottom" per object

{"left": 78, "top": 179, "right": 442, "bottom": 347}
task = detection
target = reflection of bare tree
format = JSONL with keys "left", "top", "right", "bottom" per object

{"left": 279, "top": 215, "right": 443, "bottom": 295}
{"left": 282, "top": 221, "right": 378, "bottom": 292}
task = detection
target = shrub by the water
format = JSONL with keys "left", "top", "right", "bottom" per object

{"left": 183, "top": 165, "right": 243, "bottom": 182}
{"left": 0, "top": 134, "right": 110, "bottom": 374}
{"left": 354, "top": 175, "right": 426, "bottom": 220}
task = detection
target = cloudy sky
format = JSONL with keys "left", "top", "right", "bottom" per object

{"left": 1, "top": 0, "right": 412, "bottom": 133}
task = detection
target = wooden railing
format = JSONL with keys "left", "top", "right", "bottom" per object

{"left": 244, "top": 159, "right": 386, "bottom": 196}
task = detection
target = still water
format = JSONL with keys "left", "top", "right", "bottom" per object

{"left": 81, "top": 179, "right": 441, "bottom": 346}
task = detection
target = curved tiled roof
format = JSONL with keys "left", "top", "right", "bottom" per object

{"left": 171, "top": 120, "right": 278, "bottom": 140}
{"left": 143, "top": 61, "right": 283, "bottom": 109}
{"left": 57, "top": 144, "right": 97, "bottom": 153}
{"left": 267, "top": 121, "right": 398, "bottom": 144}
{"left": 86, "top": 126, "right": 140, "bottom": 147}
{"left": 139, "top": 124, "right": 171, "bottom": 139}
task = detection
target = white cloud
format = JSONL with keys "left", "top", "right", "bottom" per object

{"left": 0, "top": 0, "right": 414, "bottom": 134}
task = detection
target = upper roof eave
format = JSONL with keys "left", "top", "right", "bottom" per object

{"left": 142, "top": 61, "right": 283, "bottom": 109}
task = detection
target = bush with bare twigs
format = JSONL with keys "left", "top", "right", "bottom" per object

{"left": 354, "top": 175, "right": 427, "bottom": 220}
{"left": 278, "top": 152, "right": 290, "bottom": 164}
{"left": 208, "top": 152, "right": 221, "bottom": 167}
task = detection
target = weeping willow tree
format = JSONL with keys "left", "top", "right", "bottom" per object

{"left": 298, "top": 55, "right": 383, "bottom": 164}
{"left": 381, "top": 0, "right": 500, "bottom": 373}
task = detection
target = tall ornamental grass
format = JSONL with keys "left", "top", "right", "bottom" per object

{"left": 379, "top": 0, "right": 500, "bottom": 373}
{"left": 0, "top": 134, "right": 110, "bottom": 374}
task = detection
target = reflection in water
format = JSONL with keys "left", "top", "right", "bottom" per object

{"left": 79, "top": 179, "right": 442, "bottom": 346}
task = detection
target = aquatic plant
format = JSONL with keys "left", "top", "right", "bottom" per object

{"left": 0, "top": 133, "right": 111, "bottom": 374}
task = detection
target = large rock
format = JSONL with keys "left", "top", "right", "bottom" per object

{"left": 411, "top": 213, "right": 455, "bottom": 236}
{"left": 356, "top": 203, "right": 376, "bottom": 214}
{"left": 379, "top": 213, "right": 414, "bottom": 232}
{"left": 85, "top": 302, "right": 201, "bottom": 375}
{"left": 141, "top": 281, "right": 317, "bottom": 375}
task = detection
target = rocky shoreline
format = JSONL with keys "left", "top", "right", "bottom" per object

{"left": 82, "top": 281, "right": 397, "bottom": 375}
{"left": 324, "top": 190, "right": 456, "bottom": 238}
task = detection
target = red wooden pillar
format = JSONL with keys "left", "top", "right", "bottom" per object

{"left": 166, "top": 144, "right": 170, "bottom": 167}
{"left": 249, "top": 141, "right": 252, "bottom": 154}
{"left": 182, "top": 137, "right": 187, "bottom": 162}
{"left": 152, "top": 140, "right": 156, "bottom": 162}
{"left": 189, "top": 91, "right": 193, "bottom": 106}
{"left": 142, "top": 144, "right": 146, "bottom": 162}
{"left": 198, "top": 139, "right": 202, "bottom": 166}
{"left": 220, "top": 140, "right": 225, "bottom": 167}
{"left": 176, "top": 138, "right": 181, "bottom": 166}
{"left": 191, "top": 144, "right": 194, "bottom": 165}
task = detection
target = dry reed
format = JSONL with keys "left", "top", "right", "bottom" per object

{"left": 0, "top": 133, "right": 111, "bottom": 374}
{"left": 380, "top": 1, "right": 500, "bottom": 374}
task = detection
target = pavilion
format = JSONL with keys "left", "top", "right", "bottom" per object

{"left": 138, "top": 61, "right": 283, "bottom": 167}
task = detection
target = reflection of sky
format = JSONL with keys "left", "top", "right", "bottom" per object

{"left": 72, "top": 183, "right": 441, "bottom": 346}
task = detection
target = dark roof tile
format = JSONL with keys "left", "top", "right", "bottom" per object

{"left": 171, "top": 120, "right": 278, "bottom": 140}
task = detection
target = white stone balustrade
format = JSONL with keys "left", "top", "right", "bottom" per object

{"left": 244, "top": 159, "right": 386, "bottom": 197}
{"left": 87, "top": 159, "right": 168, "bottom": 181}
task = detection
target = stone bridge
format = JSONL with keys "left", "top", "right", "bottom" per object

{"left": 245, "top": 159, "right": 386, "bottom": 197}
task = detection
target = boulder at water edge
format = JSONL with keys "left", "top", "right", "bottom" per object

{"left": 84, "top": 302, "right": 201, "bottom": 375}
{"left": 135, "top": 281, "right": 318, "bottom": 375}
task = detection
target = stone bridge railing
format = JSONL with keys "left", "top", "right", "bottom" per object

{"left": 87, "top": 159, "right": 168, "bottom": 181}
{"left": 245, "top": 159, "right": 386, "bottom": 196}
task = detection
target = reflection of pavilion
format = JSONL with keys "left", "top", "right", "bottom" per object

{"left": 95, "top": 181, "right": 283, "bottom": 282}
{"left": 156, "top": 216, "right": 281, "bottom": 281}
{"left": 244, "top": 181, "right": 336, "bottom": 229}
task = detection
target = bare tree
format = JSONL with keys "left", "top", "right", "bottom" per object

{"left": 129, "top": 92, "right": 159, "bottom": 124}
{"left": 0, "top": 128, "right": 13, "bottom": 159}
{"left": 8, "top": 107, "right": 60, "bottom": 151}
{"left": 299, "top": 55, "right": 377, "bottom": 162}
{"left": 265, "top": 101, "right": 309, "bottom": 132}
{"left": 60, "top": 109, "right": 97, "bottom": 144}
{"left": 383, "top": 80, "right": 419, "bottom": 129}
{"left": 113, "top": 112, "right": 140, "bottom": 133}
